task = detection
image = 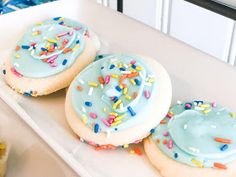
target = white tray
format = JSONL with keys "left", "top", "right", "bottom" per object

{"left": 0, "top": 1, "right": 159, "bottom": 177}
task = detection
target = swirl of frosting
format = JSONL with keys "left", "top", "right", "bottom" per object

{"left": 71, "top": 54, "right": 157, "bottom": 133}
{"left": 11, "top": 17, "right": 87, "bottom": 78}
{"left": 152, "top": 101, "right": 236, "bottom": 169}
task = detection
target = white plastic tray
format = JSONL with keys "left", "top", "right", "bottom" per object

{"left": 0, "top": 1, "right": 160, "bottom": 177}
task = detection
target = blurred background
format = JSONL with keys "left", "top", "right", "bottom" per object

{"left": 1, "top": 0, "right": 236, "bottom": 66}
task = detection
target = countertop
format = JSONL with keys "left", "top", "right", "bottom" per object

{"left": 0, "top": 0, "right": 236, "bottom": 176}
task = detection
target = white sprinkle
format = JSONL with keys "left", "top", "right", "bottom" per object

{"left": 31, "top": 50, "right": 35, "bottom": 56}
{"left": 119, "top": 103, "right": 124, "bottom": 110}
{"left": 48, "top": 26, "right": 54, "bottom": 31}
{"left": 144, "top": 82, "right": 152, "bottom": 87}
{"left": 193, "top": 102, "right": 197, "bottom": 106}
{"left": 88, "top": 87, "right": 93, "bottom": 96}
{"left": 13, "top": 63, "right": 19, "bottom": 67}
{"left": 100, "top": 84, "right": 104, "bottom": 89}
{"left": 211, "top": 125, "right": 217, "bottom": 129}
{"left": 78, "top": 79, "right": 84, "bottom": 84}
{"left": 177, "top": 100, "right": 182, "bottom": 105}
{"left": 43, "top": 36, "right": 47, "bottom": 40}
{"left": 80, "top": 137, "right": 85, "bottom": 142}
{"left": 106, "top": 130, "right": 111, "bottom": 139}
{"left": 32, "top": 28, "right": 36, "bottom": 32}
{"left": 123, "top": 64, "right": 128, "bottom": 68}
{"left": 189, "top": 147, "right": 200, "bottom": 153}
{"left": 28, "top": 46, "right": 33, "bottom": 51}
{"left": 82, "top": 106, "right": 86, "bottom": 113}
{"left": 121, "top": 71, "right": 131, "bottom": 74}
{"left": 183, "top": 124, "right": 188, "bottom": 129}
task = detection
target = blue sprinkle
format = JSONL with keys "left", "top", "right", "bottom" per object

{"left": 41, "top": 47, "right": 47, "bottom": 51}
{"left": 194, "top": 100, "right": 204, "bottom": 105}
{"left": 131, "top": 64, "right": 136, "bottom": 69}
{"left": 85, "top": 101, "right": 92, "bottom": 107}
{"left": 21, "top": 45, "right": 30, "bottom": 49}
{"left": 101, "top": 66, "right": 104, "bottom": 70}
{"left": 53, "top": 17, "right": 61, "bottom": 21}
{"left": 59, "top": 21, "right": 64, "bottom": 25}
{"left": 174, "top": 153, "right": 178, "bottom": 159}
{"left": 150, "top": 129, "right": 155, "bottom": 134}
{"left": 98, "top": 55, "right": 103, "bottom": 59}
{"left": 113, "top": 96, "right": 118, "bottom": 103}
{"left": 220, "top": 144, "right": 228, "bottom": 151}
{"left": 127, "top": 106, "right": 136, "bottom": 116}
{"left": 54, "top": 43, "right": 58, "bottom": 47}
{"left": 115, "top": 85, "right": 122, "bottom": 92}
{"left": 94, "top": 124, "right": 99, "bottom": 133}
{"left": 115, "top": 128, "right": 118, "bottom": 131}
{"left": 62, "top": 59, "right": 68, "bottom": 65}
{"left": 76, "top": 40, "right": 80, "bottom": 44}
{"left": 119, "top": 67, "right": 126, "bottom": 71}
{"left": 109, "top": 64, "right": 115, "bottom": 69}
{"left": 2, "top": 70, "right": 6, "bottom": 75}
{"left": 134, "top": 78, "right": 141, "bottom": 86}
{"left": 23, "top": 92, "right": 31, "bottom": 97}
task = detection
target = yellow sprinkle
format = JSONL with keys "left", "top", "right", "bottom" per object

{"left": 130, "top": 79, "right": 136, "bottom": 85}
{"left": 147, "top": 78, "right": 155, "bottom": 83}
{"left": 111, "top": 74, "right": 119, "bottom": 78}
{"left": 72, "top": 44, "right": 80, "bottom": 51}
{"left": 46, "top": 44, "right": 50, "bottom": 49}
{"left": 32, "top": 31, "right": 40, "bottom": 36}
{"left": 200, "top": 104, "right": 210, "bottom": 108}
{"left": 123, "top": 87, "right": 128, "bottom": 95}
{"left": 109, "top": 112, "right": 118, "bottom": 116}
{"left": 114, "top": 114, "right": 127, "bottom": 121}
{"left": 56, "top": 36, "right": 60, "bottom": 41}
{"left": 129, "top": 150, "right": 135, "bottom": 154}
{"left": 59, "top": 17, "right": 65, "bottom": 20}
{"left": 118, "top": 63, "right": 123, "bottom": 68}
{"left": 82, "top": 114, "right": 87, "bottom": 124}
{"left": 88, "top": 82, "right": 98, "bottom": 87}
{"left": 136, "top": 66, "right": 143, "bottom": 70}
{"left": 46, "top": 38, "right": 57, "bottom": 43}
{"left": 230, "top": 113, "right": 235, "bottom": 118}
{"left": 119, "top": 84, "right": 124, "bottom": 89}
{"left": 123, "top": 144, "right": 129, "bottom": 148}
{"left": 0, "top": 143, "right": 6, "bottom": 150}
{"left": 113, "top": 99, "right": 122, "bottom": 109}
{"left": 191, "top": 159, "right": 204, "bottom": 168}
{"left": 103, "top": 107, "right": 107, "bottom": 112}
{"left": 125, "top": 94, "right": 132, "bottom": 100}
{"left": 203, "top": 109, "right": 211, "bottom": 114}
{"left": 36, "top": 22, "right": 42, "bottom": 25}
{"left": 128, "top": 63, "right": 132, "bottom": 67}
{"left": 111, "top": 120, "right": 121, "bottom": 126}
{"left": 15, "top": 54, "right": 20, "bottom": 58}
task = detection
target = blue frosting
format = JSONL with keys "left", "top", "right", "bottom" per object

{"left": 11, "top": 17, "right": 87, "bottom": 78}
{"left": 151, "top": 101, "right": 236, "bottom": 168}
{"left": 71, "top": 54, "right": 157, "bottom": 133}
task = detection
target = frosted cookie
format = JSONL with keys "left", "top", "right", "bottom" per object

{"left": 2, "top": 17, "right": 100, "bottom": 96}
{"left": 65, "top": 54, "right": 172, "bottom": 148}
{"left": 144, "top": 101, "right": 236, "bottom": 177}
{"left": 0, "top": 141, "right": 10, "bottom": 177}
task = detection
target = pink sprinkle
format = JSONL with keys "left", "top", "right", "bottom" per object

{"left": 57, "top": 32, "right": 68, "bottom": 37}
{"left": 74, "top": 27, "right": 81, "bottom": 31}
{"left": 89, "top": 112, "right": 97, "bottom": 119}
{"left": 166, "top": 113, "right": 173, "bottom": 119}
{"left": 47, "top": 55, "right": 58, "bottom": 63}
{"left": 63, "top": 38, "right": 69, "bottom": 45}
{"left": 163, "top": 132, "right": 169, "bottom": 136}
{"left": 168, "top": 139, "right": 173, "bottom": 149}
{"left": 144, "top": 90, "right": 150, "bottom": 99}
{"left": 105, "top": 75, "right": 110, "bottom": 84}
{"left": 134, "top": 139, "right": 142, "bottom": 144}
{"left": 212, "top": 102, "right": 217, "bottom": 107}
{"left": 11, "top": 68, "right": 22, "bottom": 77}
{"left": 68, "top": 31, "right": 74, "bottom": 36}
{"left": 102, "top": 118, "right": 110, "bottom": 127}
{"left": 130, "top": 59, "right": 136, "bottom": 65}
{"left": 109, "top": 115, "right": 116, "bottom": 119}
{"left": 108, "top": 119, "right": 114, "bottom": 124}
{"left": 50, "top": 63, "right": 57, "bottom": 67}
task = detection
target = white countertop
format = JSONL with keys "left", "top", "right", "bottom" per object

{"left": 0, "top": 0, "right": 236, "bottom": 176}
